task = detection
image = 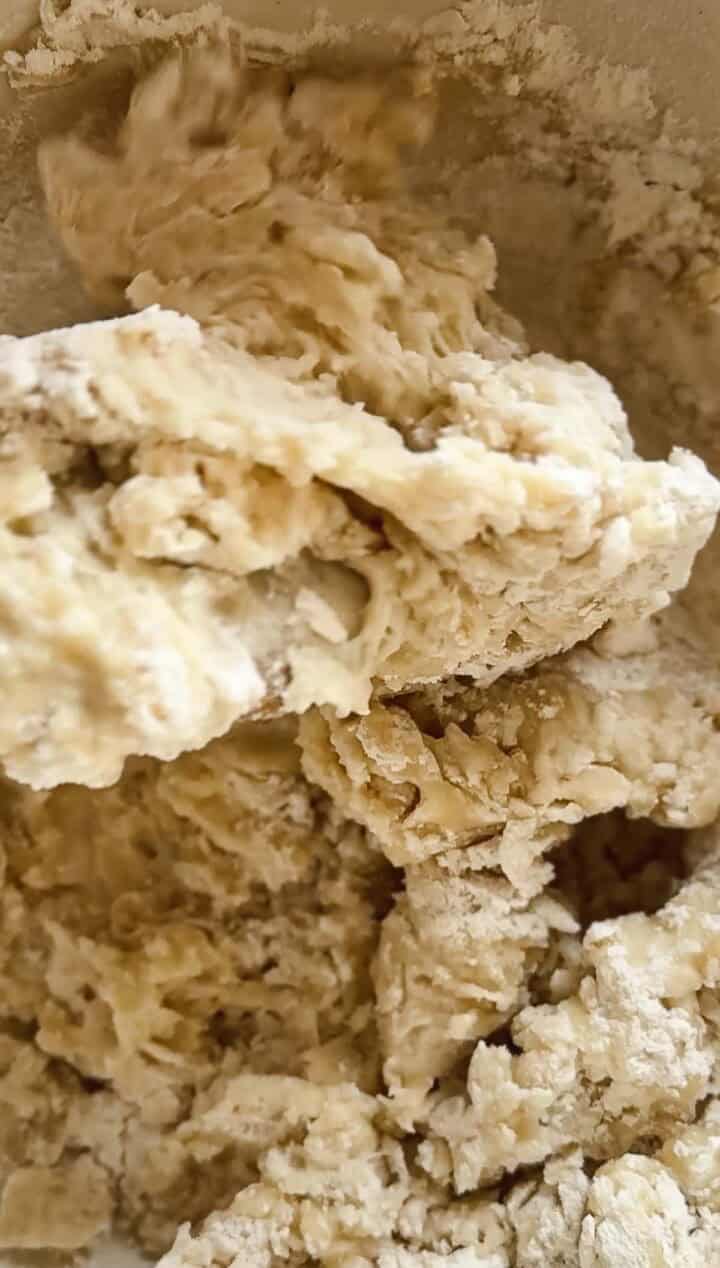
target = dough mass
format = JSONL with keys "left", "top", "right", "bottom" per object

{"left": 1, "top": 11, "right": 720, "bottom": 1268}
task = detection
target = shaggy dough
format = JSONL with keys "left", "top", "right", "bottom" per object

{"left": 310, "top": 622, "right": 720, "bottom": 1122}
{"left": 2, "top": 726, "right": 719, "bottom": 1264}
{"left": 300, "top": 620, "right": 720, "bottom": 876}
{"left": 0, "top": 721, "right": 392, "bottom": 1251}
{"left": 0, "top": 42, "right": 718, "bottom": 788}
{"left": 0, "top": 16, "right": 720, "bottom": 1268}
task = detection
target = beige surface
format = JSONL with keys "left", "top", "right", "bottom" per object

{"left": 3, "top": 0, "right": 720, "bottom": 144}
{"left": 4, "top": 36, "right": 717, "bottom": 790}
{"left": 1, "top": 3, "right": 719, "bottom": 1267}
{"left": 99, "top": 0, "right": 720, "bottom": 142}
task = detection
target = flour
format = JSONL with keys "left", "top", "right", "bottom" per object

{"left": 0, "top": 3, "right": 719, "bottom": 1267}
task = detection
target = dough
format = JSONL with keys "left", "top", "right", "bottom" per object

{"left": 0, "top": 720, "right": 391, "bottom": 1250}
{"left": 3, "top": 727, "right": 719, "bottom": 1262}
{"left": 0, "top": 10, "right": 719, "bottom": 1268}
{"left": 300, "top": 621, "right": 720, "bottom": 875}
{"left": 0, "top": 42, "right": 717, "bottom": 788}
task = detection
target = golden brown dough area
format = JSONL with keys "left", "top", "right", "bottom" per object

{"left": 0, "top": 9, "right": 719, "bottom": 1268}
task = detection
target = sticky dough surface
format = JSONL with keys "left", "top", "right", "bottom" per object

{"left": 0, "top": 27, "right": 719, "bottom": 1268}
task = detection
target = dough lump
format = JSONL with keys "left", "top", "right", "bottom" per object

{"left": 0, "top": 720, "right": 392, "bottom": 1252}
{"left": 0, "top": 42, "right": 717, "bottom": 787}
{"left": 0, "top": 15, "right": 720, "bottom": 1268}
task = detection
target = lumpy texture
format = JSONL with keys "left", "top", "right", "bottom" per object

{"left": 0, "top": 10, "right": 720, "bottom": 1268}
{"left": 1, "top": 41, "right": 718, "bottom": 788}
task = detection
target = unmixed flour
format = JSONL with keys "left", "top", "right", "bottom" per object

{"left": 0, "top": 3, "right": 719, "bottom": 1267}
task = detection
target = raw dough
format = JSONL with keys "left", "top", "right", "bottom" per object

{"left": 1, "top": 41, "right": 718, "bottom": 788}
{"left": 0, "top": 5, "right": 719, "bottom": 1268}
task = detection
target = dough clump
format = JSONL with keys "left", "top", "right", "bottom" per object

{"left": 0, "top": 41, "right": 717, "bottom": 788}
{"left": 0, "top": 15, "right": 719, "bottom": 1268}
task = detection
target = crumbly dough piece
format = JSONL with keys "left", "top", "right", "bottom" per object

{"left": 0, "top": 721, "right": 392, "bottom": 1251}
{"left": 300, "top": 621, "right": 720, "bottom": 881}
{"left": 373, "top": 861, "right": 579, "bottom": 1126}
{"left": 577, "top": 1156, "right": 701, "bottom": 1268}
{"left": 156, "top": 1091, "right": 720, "bottom": 1268}
{"left": 0, "top": 44, "right": 717, "bottom": 788}
{"left": 339, "top": 624, "right": 720, "bottom": 1127}
{"left": 4, "top": 0, "right": 221, "bottom": 85}
{"left": 506, "top": 1150, "right": 590, "bottom": 1268}
{"left": 4, "top": 309, "right": 717, "bottom": 793}
{"left": 418, "top": 830, "right": 720, "bottom": 1194}
{"left": 660, "top": 1096, "right": 720, "bottom": 1210}
{"left": 1, "top": 672, "right": 717, "bottom": 1261}
{"left": 155, "top": 1078, "right": 514, "bottom": 1268}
